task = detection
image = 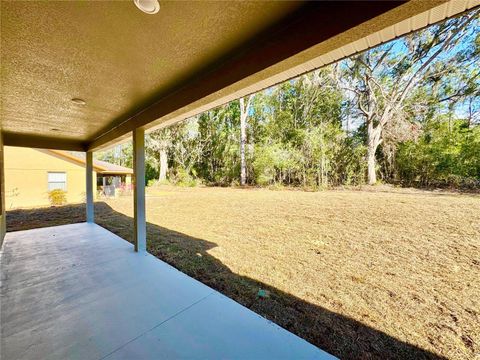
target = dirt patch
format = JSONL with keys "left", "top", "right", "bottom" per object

{"left": 7, "top": 187, "right": 480, "bottom": 359}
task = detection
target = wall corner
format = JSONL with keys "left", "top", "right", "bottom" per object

{"left": 0, "top": 132, "right": 6, "bottom": 246}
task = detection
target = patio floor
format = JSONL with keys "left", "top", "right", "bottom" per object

{"left": 0, "top": 223, "right": 334, "bottom": 360}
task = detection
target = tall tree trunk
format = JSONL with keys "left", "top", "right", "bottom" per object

{"left": 239, "top": 96, "right": 251, "bottom": 186}
{"left": 367, "top": 146, "right": 377, "bottom": 185}
{"left": 367, "top": 120, "right": 382, "bottom": 185}
{"left": 240, "top": 106, "right": 247, "bottom": 185}
{"left": 158, "top": 147, "right": 168, "bottom": 181}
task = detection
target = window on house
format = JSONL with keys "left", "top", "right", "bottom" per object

{"left": 47, "top": 172, "right": 67, "bottom": 191}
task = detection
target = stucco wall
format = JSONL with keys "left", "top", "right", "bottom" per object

{"left": 4, "top": 147, "right": 97, "bottom": 209}
{"left": 0, "top": 133, "right": 6, "bottom": 246}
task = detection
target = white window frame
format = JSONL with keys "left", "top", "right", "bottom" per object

{"left": 47, "top": 172, "right": 67, "bottom": 191}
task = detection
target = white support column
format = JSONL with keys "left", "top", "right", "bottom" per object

{"left": 86, "top": 151, "right": 94, "bottom": 223}
{"left": 133, "top": 128, "right": 146, "bottom": 252}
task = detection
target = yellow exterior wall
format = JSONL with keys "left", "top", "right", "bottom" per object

{"left": 4, "top": 147, "right": 97, "bottom": 209}
{"left": 0, "top": 133, "right": 6, "bottom": 245}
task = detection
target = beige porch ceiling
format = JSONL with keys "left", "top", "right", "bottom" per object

{"left": 1, "top": 0, "right": 478, "bottom": 151}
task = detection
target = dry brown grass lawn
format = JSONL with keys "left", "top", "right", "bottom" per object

{"left": 6, "top": 186, "right": 480, "bottom": 359}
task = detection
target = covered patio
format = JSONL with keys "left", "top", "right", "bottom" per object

{"left": 1, "top": 0, "right": 478, "bottom": 359}
{"left": 1, "top": 223, "right": 331, "bottom": 359}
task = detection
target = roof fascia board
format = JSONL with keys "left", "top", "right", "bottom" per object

{"left": 46, "top": 150, "right": 107, "bottom": 172}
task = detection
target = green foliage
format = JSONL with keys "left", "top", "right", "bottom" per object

{"left": 48, "top": 189, "right": 67, "bottom": 206}
{"left": 95, "top": 11, "right": 479, "bottom": 191}
{"left": 253, "top": 143, "right": 300, "bottom": 186}
{"left": 171, "top": 168, "right": 200, "bottom": 187}
{"left": 145, "top": 162, "right": 159, "bottom": 185}
{"left": 396, "top": 119, "right": 480, "bottom": 188}
{"left": 331, "top": 136, "right": 368, "bottom": 186}
{"left": 195, "top": 101, "right": 242, "bottom": 185}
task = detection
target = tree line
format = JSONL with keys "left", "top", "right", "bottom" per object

{"left": 98, "top": 11, "right": 480, "bottom": 190}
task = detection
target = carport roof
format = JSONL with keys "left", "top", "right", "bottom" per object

{"left": 1, "top": 0, "right": 478, "bottom": 151}
{"left": 47, "top": 150, "right": 133, "bottom": 175}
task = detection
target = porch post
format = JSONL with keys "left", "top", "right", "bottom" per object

{"left": 133, "top": 128, "right": 146, "bottom": 252}
{"left": 86, "top": 151, "right": 94, "bottom": 223}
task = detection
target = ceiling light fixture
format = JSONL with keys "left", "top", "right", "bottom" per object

{"left": 71, "top": 98, "right": 86, "bottom": 105}
{"left": 134, "top": 0, "right": 160, "bottom": 14}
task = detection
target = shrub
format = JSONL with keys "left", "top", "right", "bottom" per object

{"left": 395, "top": 120, "right": 480, "bottom": 189}
{"left": 48, "top": 189, "right": 67, "bottom": 206}
{"left": 172, "top": 168, "right": 199, "bottom": 187}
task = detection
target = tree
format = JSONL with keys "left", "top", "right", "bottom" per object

{"left": 254, "top": 69, "right": 348, "bottom": 187}
{"left": 96, "top": 143, "right": 132, "bottom": 168}
{"left": 170, "top": 118, "right": 209, "bottom": 183}
{"left": 146, "top": 128, "right": 172, "bottom": 182}
{"left": 95, "top": 9, "right": 479, "bottom": 191}
{"left": 341, "top": 10, "right": 479, "bottom": 184}
{"left": 239, "top": 95, "right": 254, "bottom": 185}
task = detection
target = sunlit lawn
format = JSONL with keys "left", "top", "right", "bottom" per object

{"left": 7, "top": 186, "right": 480, "bottom": 359}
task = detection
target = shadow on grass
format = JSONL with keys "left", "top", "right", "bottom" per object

{"left": 6, "top": 202, "right": 444, "bottom": 360}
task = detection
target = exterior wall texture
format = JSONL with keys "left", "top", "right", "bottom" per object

{"left": 4, "top": 147, "right": 97, "bottom": 209}
{"left": 0, "top": 133, "right": 6, "bottom": 245}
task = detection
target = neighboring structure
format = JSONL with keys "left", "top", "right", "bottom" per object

{"left": 95, "top": 158, "right": 133, "bottom": 197}
{"left": 4, "top": 147, "right": 132, "bottom": 209}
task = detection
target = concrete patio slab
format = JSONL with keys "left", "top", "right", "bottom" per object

{"left": 1, "top": 223, "right": 334, "bottom": 360}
